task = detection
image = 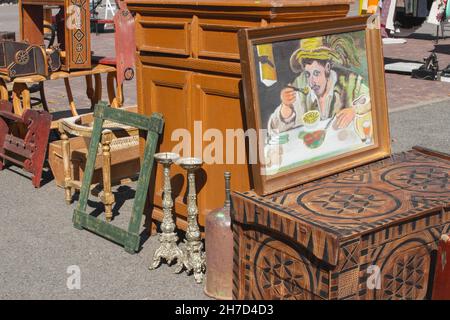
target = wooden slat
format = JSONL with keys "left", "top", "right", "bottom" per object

{"left": 73, "top": 209, "right": 140, "bottom": 250}
{"left": 72, "top": 102, "right": 163, "bottom": 253}
{"left": 75, "top": 116, "right": 104, "bottom": 213}
{"left": 94, "top": 102, "right": 164, "bottom": 132}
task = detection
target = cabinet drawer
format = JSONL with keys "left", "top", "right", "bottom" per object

{"left": 198, "top": 22, "right": 258, "bottom": 61}
{"left": 137, "top": 18, "right": 190, "bottom": 56}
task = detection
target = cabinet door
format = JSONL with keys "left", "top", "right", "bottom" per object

{"left": 192, "top": 73, "right": 252, "bottom": 223}
{"left": 138, "top": 64, "right": 191, "bottom": 215}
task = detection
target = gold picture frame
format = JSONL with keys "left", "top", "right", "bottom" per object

{"left": 238, "top": 15, "right": 391, "bottom": 195}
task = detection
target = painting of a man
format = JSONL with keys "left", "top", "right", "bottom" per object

{"left": 267, "top": 36, "right": 371, "bottom": 135}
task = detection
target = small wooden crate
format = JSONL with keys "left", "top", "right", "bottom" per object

{"left": 48, "top": 136, "right": 140, "bottom": 188}
{"left": 231, "top": 147, "right": 450, "bottom": 300}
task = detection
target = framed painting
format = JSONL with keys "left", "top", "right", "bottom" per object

{"left": 238, "top": 15, "right": 391, "bottom": 195}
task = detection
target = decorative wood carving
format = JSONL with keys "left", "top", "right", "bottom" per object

{"left": 232, "top": 147, "right": 450, "bottom": 300}
{"left": 0, "top": 41, "right": 49, "bottom": 78}
{"left": 0, "top": 100, "right": 52, "bottom": 187}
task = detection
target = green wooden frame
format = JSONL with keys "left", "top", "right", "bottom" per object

{"left": 72, "top": 102, "right": 164, "bottom": 253}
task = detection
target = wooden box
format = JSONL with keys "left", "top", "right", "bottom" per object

{"left": 48, "top": 136, "right": 140, "bottom": 188}
{"left": 231, "top": 148, "right": 450, "bottom": 300}
{"left": 126, "top": 0, "right": 353, "bottom": 231}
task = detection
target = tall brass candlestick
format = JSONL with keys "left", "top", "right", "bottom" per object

{"left": 149, "top": 152, "right": 184, "bottom": 272}
{"left": 178, "top": 157, "right": 206, "bottom": 283}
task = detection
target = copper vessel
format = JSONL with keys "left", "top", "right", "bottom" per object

{"left": 204, "top": 172, "right": 233, "bottom": 299}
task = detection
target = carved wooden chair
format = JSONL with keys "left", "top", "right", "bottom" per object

{"left": 0, "top": 100, "right": 52, "bottom": 187}
{"left": 58, "top": 105, "right": 139, "bottom": 221}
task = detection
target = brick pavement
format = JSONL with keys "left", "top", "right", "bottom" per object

{"left": 383, "top": 34, "right": 450, "bottom": 111}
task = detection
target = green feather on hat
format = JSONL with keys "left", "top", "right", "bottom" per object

{"left": 289, "top": 35, "right": 361, "bottom": 73}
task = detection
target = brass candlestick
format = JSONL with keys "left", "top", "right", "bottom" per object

{"left": 178, "top": 157, "right": 206, "bottom": 283}
{"left": 149, "top": 152, "right": 184, "bottom": 273}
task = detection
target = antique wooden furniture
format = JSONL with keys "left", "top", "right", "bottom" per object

{"left": 232, "top": 147, "right": 450, "bottom": 300}
{"left": 126, "top": 0, "right": 354, "bottom": 232}
{"left": 113, "top": 0, "right": 135, "bottom": 87}
{"left": 0, "top": 63, "right": 122, "bottom": 129}
{"left": 0, "top": 40, "right": 60, "bottom": 78}
{"left": 92, "top": 0, "right": 136, "bottom": 99}
{"left": 0, "top": 32, "right": 15, "bottom": 41}
{"left": 19, "top": 0, "right": 91, "bottom": 71}
{"left": 73, "top": 102, "right": 164, "bottom": 253}
{"left": 53, "top": 105, "right": 139, "bottom": 221}
{"left": 0, "top": 100, "right": 51, "bottom": 188}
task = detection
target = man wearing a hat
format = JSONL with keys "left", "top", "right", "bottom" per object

{"left": 268, "top": 36, "right": 371, "bottom": 135}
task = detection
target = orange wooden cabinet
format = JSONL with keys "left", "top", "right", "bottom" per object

{"left": 126, "top": 0, "right": 353, "bottom": 231}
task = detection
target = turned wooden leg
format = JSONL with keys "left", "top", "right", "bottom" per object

{"left": 12, "top": 82, "right": 26, "bottom": 115}
{"left": 107, "top": 71, "right": 119, "bottom": 108}
{"left": 11, "top": 83, "right": 29, "bottom": 137}
{"left": 38, "top": 82, "right": 49, "bottom": 112}
{"left": 21, "top": 85, "right": 31, "bottom": 111}
{"left": 101, "top": 131, "right": 114, "bottom": 221}
{"left": 117, "top": 82, "right": 123, "bottom": 107}
{"left": 0, "top": 78, "right": 8, "bottom": 100}
{"left": 64, "top": 78, "right": 78, "bottom": 117}
{"left": 94, "top": 74, "right": 102, "bottom": 105}
{"left": 85, "top": 75, "right": 95, "bottom": 109}
{"left": 60, "top": 127, "right": 73, "bottom": 205}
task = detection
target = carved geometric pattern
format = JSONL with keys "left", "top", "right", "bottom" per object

{"left": 411, "top": 195, "right": 450, "bottom": 209}
{"left": 74, "top": 29, "right": 85, "bottom": 42}
{"left": 14, "top": 50, "right": 29, "bottom": 65}
{"left": 338, "top": 268, "right": 359, "bottom": 299}
{"left": 333, "top": 172, "right": 371, "bottom": 185}
{"left": 76, "top": 43, "right": 83, "bottom": 52}
{"left": 378, "top": 243, "right": 430, "bottom": 300}
{"left": 254, "top": 241, "right": 313, "bottom": 300}
{"left": 341, "top": 241, "right": 360, "bottom": 271}
{"left": 76, "top": 54, "right": 84, "bottom": 64}
{"left": 382, "top": 166, "right": 450, "bottom": 193}
{"left": 297, "top": 187, "right": 401, "bottom": 219}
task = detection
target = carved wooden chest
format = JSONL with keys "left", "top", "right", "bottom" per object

{"left": 231, "top": 148, "right": 450, "bottom": 300}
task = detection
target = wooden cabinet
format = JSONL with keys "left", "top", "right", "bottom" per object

{"left": 127, "top": 0, "right": 353, "bottom": 231}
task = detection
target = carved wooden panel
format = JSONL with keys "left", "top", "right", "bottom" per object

{"left": 64, "top": 0, "right": 91, "bottom": 70}
{"left": 232, "top": 148, "right": 450, "bottom": 299}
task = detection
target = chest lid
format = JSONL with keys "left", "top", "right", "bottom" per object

{"left": 232, "top": 147, "right": 450, "bottom": 266}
